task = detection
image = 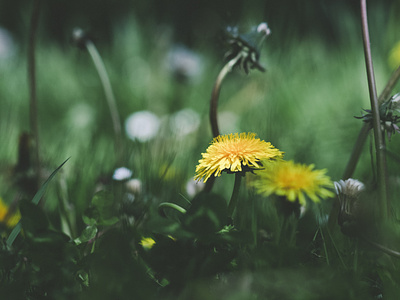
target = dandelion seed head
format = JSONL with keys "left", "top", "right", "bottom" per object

{"left": 125, "top": 111, "right": 160, "bottom": 142}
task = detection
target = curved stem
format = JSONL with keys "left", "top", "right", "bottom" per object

{"left": 228, "top": 173, "right": 242, "bottom": 217}
{"left": 158, "top": 202, "right": 187, "bottom": 217}
{"left": 28, "top": 0, "right": 41, "bottom": 187}
{"left": 360, "top": 0, "right": 388, "bottom": 219}
{"left": 210, "top": 53, "right": 242, "bottom": 138}
{"left": 85, "top": 41, "right": 123, "bottom": 164}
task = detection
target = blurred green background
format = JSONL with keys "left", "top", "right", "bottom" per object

{"left": 1, "top": 0, "right": 400, "bottom": 211}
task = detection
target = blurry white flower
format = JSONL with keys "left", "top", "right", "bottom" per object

{"left": 186, "top": 178, "right": 205, "bottom": 198}
{"left": 113, "top": 167, "right": 133, "bottom": 181}
{"left": 257, "top": 22, "right": 271, "bottom": 36}
{"left": 67, "top": 103, "right": 94, "bottom": 129}
{"left": 125, "top": 111, "right": 161, "bottom": 142}
{"left": 169, "top": 108, "right": 200, "bottom": 137}
{"left": 125, "top": 178, "right": 142, "bottom": 194}
{"left": 166, "top": 45, "right": 203, "bottom": 82}
{"left": 0, "top": 27, "right": 16, "bottom": 60}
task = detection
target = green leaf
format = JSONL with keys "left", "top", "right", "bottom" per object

{"left": 6, "top": 158, "right": 70, "bottom": 248}
{"left": 74, "top": 225, "right": 98, "bottom": 245}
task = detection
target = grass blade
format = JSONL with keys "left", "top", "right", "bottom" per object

{"left": 6, "top": 157, "right": 70, "bottom": 248}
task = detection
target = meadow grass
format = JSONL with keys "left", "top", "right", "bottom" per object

{"left": 1, "top": 10, "right": 400, "bottom": 299}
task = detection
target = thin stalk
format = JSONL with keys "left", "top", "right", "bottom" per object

{"left": 227, "top": 173, "right": 242, "bottom": 217}
{"left": 316, "top": 227, "right": 330, "bottom": 266}
{"left": 210, "top": 53, "right": 242, "bottom": 138}
{"left": 28, "top": 0, "right": 41, "bottom": 187}
{"left": 57, "top": 173, "right": 76, "bottom": 238}
{"left": 329, "top": 66, "right": 400, "bottom": 230}
{"left": 205, "top": 54, "right": 241, "bottom": 193}
{"left": 85, "top": 41, "right": 123, "bottom": 164}
{"left": 342, "top": 65, "right": 400, "bottom": 180}
{"left": 360, "top": 0, "right": 388, "bottom": 218}
{"left": 362, "top": 236, "right": 400, "bottom": 259}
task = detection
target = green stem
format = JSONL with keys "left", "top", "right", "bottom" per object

{"left": 158, "top": 202, "right": 187, "bottom": 217}
{"left": 228, "top": 173, "right": 242, "bottom": 217}
{"left": 210, "top": 53, "right": 242, "bottom": 138}
{"left": 206, "top": 54, "right": 242, "bottom": 194}
{"left": 28, "top": 0, "right": 41, "bottom": 187}
{"left": 329, "top": 67, "right": 400, "bottom": 230}
{"left": 360, "top": 0, "right": 388, "bottom": 219}
{"left": 85, "top": 40, "right": 123, "bottom": 164}
{"left": 342, "top": 65, "right": 400, "bottom": 180}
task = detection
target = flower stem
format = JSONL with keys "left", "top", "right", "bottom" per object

{"left": 342, "top": 65, "right": 400, "bottom": 180}
{"left": 329, "top": 67, "right": 400, "bottom": 230}
{"left": 28, "top": 0, "right": 41, "bottom": 187}
{"left": 158, "top": 202, "right": 187, "bottom": 217}
{"left": 206, "top": 54, "right": 242, "bottom": 194}
{"left": 360, "top": 0, "right": 388, "bottom": 219}
{"left": 228, "top": 173, "right": 242, "bottom": 217}
{"left": 210, "top": 53, "right": 242, "bottom": 138}
{"left": 85, "top": 40, "right": 123, "bottom": 164}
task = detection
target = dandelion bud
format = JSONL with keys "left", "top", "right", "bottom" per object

{"left": 334, "top": 179, "right": 365, "bottom": 237}
{"left": 71, "top": 27, "right": 90, "bottom": 49}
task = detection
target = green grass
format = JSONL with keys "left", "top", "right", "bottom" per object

{"left": 1, "top": 11, "right": 400, "bottom": 299}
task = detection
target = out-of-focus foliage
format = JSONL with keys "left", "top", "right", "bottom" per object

{"left": 1, "top": 0, "right": 400, "bottom": 299}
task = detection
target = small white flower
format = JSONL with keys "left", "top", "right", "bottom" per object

{"left": 113, "top": 167, "right": 133, "bottom": 181}
{"left": 257, "top": 22, "right": 271, "bottom": 36}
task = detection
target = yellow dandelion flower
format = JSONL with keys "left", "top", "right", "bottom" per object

{"left": 195, "top": 132, "right": 283, "bottom": 182}
{"left": 252, "top": 160, "right": 334, "bottom": 206}
{"left": 139, "top": 237, "right": 156, "bottom": 250}
{"left": 389, "top": 41, "right": 400, "bottom": 70}
{"left": 0, "top": 197, "right": 21, "bottom": 228}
